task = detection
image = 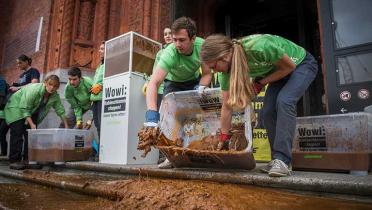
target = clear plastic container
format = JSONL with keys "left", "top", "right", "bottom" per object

{"left": 158, "top": 88, "right": 256, "bottom": 170}
{"left": 28, "top": 129, "right": 93, "bottom": 162}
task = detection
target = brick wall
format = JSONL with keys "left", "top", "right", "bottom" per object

{"left": 0, "top": 0, "right": 52, "bottom": 84}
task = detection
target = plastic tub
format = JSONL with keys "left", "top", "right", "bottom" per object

{"left": 158, "top": 88, "right": 256, "bottom": 170}
{"left": 28, "top": 129, "right": 93, "bottom": 162}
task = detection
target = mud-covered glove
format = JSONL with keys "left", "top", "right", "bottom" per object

{"left": 138, "top": 110, "right": 160, "bottom": 157}
{"left": 197, "top": 85, "right": 208, "bottom": 97}
{"left": 252, "top": 80, "right": 264, "bottom": 95}
{"left": 76, "top": 120, "right": 83, "bottom": 129}
{"left": 217, "top": 133, "right": 231, "bottom": 151}
{"left": 84, "top": 120, "right": 92, "bottom": 129}
{"left": 91, "top": 84, "right": 102, "bottom": 95}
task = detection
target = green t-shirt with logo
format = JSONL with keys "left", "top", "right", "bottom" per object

{"left": 157, "top": 37, "right": 204, "bottom": 82}
{"left": 218, "top": 34, "right": 306, "bottom": 91}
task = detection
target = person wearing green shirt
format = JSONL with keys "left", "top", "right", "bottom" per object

{"left": 5, "top": 75, "right": 68, "bottom": 170}
{"left": 90, "top": 42, "right": 105, "bottom": 139}
{"left": 148, "top": 27, "right": 173, "bottom": 109}
{"left": 63, "top": 67, "right": 93, "bottom": 129}
{"left": 199, "top": 34, "right": 318, "bottom": 177}
{"left": 143, "top": 17, "right": 211, "bottom": 169}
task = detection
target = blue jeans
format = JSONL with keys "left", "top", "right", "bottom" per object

{"left": 262, "top": 53, "right": 318, "bottom": 165}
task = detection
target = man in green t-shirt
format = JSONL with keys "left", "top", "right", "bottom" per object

{"left": 143, "top": 17, "right": 212, "bottom": 169}
{"left": 62, "top": 67, "right": 93, "bottom": 129}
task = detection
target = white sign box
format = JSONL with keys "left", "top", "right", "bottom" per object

{"left": 100, "top": 32, "right": 161, "bottom": 164}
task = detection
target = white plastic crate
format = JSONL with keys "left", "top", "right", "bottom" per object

{"left": 28, "top": 129, "right": 93, "bottom": 162}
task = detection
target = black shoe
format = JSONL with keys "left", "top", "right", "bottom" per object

{"left": 9, "top": 162, "right": 26, "bottom": 170}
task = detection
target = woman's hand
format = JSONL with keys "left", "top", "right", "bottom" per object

{"left": 26, "top": 117, "right": 37, "bottom": 129}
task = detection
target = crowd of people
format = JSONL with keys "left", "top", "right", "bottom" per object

{"left": 0, "top": 43, "right": 105, "bottom": 170}
{"left": 0, "top": 16, "right": 318, "bottom": 177}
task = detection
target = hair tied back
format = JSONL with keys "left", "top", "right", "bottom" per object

{"left": 232, "top": 39, "right": 242, "bottom": 46}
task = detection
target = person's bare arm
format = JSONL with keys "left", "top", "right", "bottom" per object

{"left": 257, "top": 54, "right": 296, "bottom": 85}
{"left": 220, "top": 90, "right": 233, "bottom": 134}
{"left": 146, "top": 66, "right": 167, "bottom": 111}
{"left": 199, "top": 63, "right": 212, "bottom": 86}
{"left": 26, "top": 117, "right": 36, "bottom": 129}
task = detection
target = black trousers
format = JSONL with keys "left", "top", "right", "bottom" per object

{"left": 0, "top": 119, "right": 9, "bottom": 155}
{"left": 163, "top": 79, "right": 199, "bottom": 96}
{"left": 92, "top": 101, "right": 102, "bottom": 140}
{"left": 9, "top": 114, "right": 38, "bottom": 163}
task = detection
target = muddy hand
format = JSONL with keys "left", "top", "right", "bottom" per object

{"left": 137, "top": 126, "right": 160, "bottom": 157}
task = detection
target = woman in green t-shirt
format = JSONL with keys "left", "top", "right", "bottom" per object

{"left": 199, "top": 34, "right": 318, "bottom": 177}
{"left": 5, "top": 75, "right": 68, "bottom": 170}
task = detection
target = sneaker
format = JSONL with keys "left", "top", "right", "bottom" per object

{"left": 158, "top": 158, "right": 173, "bottom": 169}
{"left": 260, "top": 160, "right": 274, "bottom": 173}
{"left": 9, "top": 162, "right": 26, "bottom": 170}
{"left": 268, "top": 159, "right": 292, "bottom": 177}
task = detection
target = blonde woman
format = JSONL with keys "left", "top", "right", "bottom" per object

{"left": 5, "top": 75, "right": 67, "bottom": 170}
{"left": 199, "top": 34, "right": 318, "bottom": 177}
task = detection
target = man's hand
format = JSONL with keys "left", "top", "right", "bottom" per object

{"left": 91, "top": 84, "right": 102, "bottom": 95}
{"left": 138, "top": 110, "right": 161, "bottom": 157}
{"left": 76, "top": 120, "right": 83, "bottom": 129}
{"left": 217, "top": 133, "right": 231, "bottom": 150}
{"left": 84, "top": 120, "right": 92, "bottom": 129}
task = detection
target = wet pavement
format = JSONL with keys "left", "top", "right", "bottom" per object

{"left": 0, "top": 167, "right": 371, "bottom": 210}
{"left": 0, "top": 159, "right": 371, "bottom": 209}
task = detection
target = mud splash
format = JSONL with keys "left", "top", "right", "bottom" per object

{"left": 16, "top": 170, "right": 372, "bottom": 210}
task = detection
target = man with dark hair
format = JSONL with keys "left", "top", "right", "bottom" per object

{"left": 63, "top": 67, "right": 93, "bottom": 129}
{"left": 143, "top": 17, "right": 212, "bottom": 169}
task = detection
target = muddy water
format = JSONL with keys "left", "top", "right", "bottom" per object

{"left": 0, "top": 183, "right": 113, "bottom": 210}
{"left": 6, "top": 170, "right": 372, "bottom": 210}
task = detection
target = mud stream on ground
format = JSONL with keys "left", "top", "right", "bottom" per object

{"left": 1, "top": 170, "right": 371, "bottom": 210}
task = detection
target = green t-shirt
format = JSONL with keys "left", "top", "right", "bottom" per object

{"left": 218, "top": 34, "right": 306, "bottom": 91}
{"left": 151, "top": 44, "right": 170, "bottom": 94}
{"left": 157, "top": 37, "right": 204, "bottom": 82}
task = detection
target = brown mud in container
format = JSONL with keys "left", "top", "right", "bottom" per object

{"left": 63, "top": 148, "right": 93, "bottom": 161}
{"left": 29, "top": 148, "right": 92, "bottom": 162}
{"left": 15, "top": 170, "right": 372, "bottom": 210}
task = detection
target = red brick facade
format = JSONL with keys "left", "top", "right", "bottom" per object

{"left": 0, "top": 0, "right": 172, "bottom": 83}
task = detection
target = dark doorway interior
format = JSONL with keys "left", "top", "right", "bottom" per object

{"left": 174, "top": 0, "right": 325, "bottom": 116}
